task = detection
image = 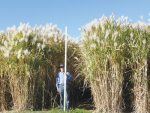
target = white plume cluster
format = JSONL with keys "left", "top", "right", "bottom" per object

{"left": 0, "top": 23, "right": 78, "bottom": 59}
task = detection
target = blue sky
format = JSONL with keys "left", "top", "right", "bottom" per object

{"left": 0, "top": 0, "right": 150, "bottom": 39}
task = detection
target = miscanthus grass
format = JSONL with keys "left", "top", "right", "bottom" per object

{"left": 79, "top": 14, "right": 150, "bottom": 113}
{"left": 0, "top": 23, "right": 79, "bottom": 111}
{"left": 128, "top": 26, "right": 149, "bottom": 112}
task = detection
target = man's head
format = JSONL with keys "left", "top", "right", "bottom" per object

{"left": 59, "top": 63, "right": 64, "bottom": 72}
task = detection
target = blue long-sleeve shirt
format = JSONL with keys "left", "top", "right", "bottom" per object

{"left": 56, "top": 72, "right": 72, "bottom": 89}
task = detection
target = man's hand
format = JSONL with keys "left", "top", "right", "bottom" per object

{"left": 57, "top": 89, "right": 59, "bottom": 92}
{"left": 65, "top": 73, "right": 68, "bottom": 76}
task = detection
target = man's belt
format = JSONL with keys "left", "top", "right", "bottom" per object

{"left": 59, "top": 84, "right": 68, "bottom": 86}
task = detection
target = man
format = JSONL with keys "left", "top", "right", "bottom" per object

{"left": 56, "top": 63, "right": 72, "bottom": 111}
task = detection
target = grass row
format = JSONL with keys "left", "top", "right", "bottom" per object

{"left": 3, "top": 109, "right": 92, "bottom": 113}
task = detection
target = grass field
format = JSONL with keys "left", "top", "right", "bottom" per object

{"left": 2, "top": 102, "right": 94, "bottom": 113}
{"left": 2, "top": 109, "right": 92, "bottom": 113}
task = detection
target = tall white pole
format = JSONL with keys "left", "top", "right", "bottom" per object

{"left": 64, "top": 27, "right": 67, "bottom": 111}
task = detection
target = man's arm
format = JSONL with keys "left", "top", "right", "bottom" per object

{"left": 56, "top": 74, "right": 59, "bottom": 92}
{"left": 66, "top": 72, "right": 72, "bottom": 81}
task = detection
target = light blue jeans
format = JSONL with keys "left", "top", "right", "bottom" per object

{"left": 59, "top": 85, "right": 70, "bottom": 111}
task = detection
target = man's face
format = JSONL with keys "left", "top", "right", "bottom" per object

{"left": 60, "top": 66, "right": 64, "bottom": 72}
